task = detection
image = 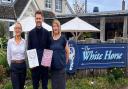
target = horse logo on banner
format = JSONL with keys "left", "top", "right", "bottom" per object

{"left": 69, "top": 45, "right": 75, "bottom": 70}
{"left": 66, "top": 40, "right": 79, "bottom": 74}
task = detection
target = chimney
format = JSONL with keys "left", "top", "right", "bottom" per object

{"left": 93, "top": 7, "right": 99, "bottom": 12}
{"left": 122, "top": 0, "right": 125, "bottom": 10}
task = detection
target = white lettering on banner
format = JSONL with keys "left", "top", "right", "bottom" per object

{"left": 82, "top": 46, "right": 123, "bottom": 61}
{"left": 104, "top": 50, "right": 123, "bottom": 60}
{"left": 83, "top": 51, "right": 103, "bottom": 60}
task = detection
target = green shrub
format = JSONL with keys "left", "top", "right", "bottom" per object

{"left": 1, "top": 76, "right": 128, "bottom": 89}
{"left": 112, "top": 68, "right": 124, "bottom": 79}
{"left": 0, "top": 49, "right": 8, "bottom": 68}
{"left": 0, "top": 22, "right": 6, "bottom": 37}
{"left": 108, "top": 68, "right": 124, "bottom": 81}
{"left": 26, "top": 69, "right": 32, "bottom": 80}
{"left": 107, "top": 73, "right": 116, "bottom": 84}
{"left": 0, "top": 37, "right": 8, "bottom": 49}
{"left": 48, "top": 80, "right": 51, "bottom": 89}
{"left": 79, "top": 32, "right": 92, "bottom": 40}
{"left": 106, "top": 68, "right": 125, "bottom": 87}
{"left": 25, "top": 85, "right": 33, "bottom": 89}
{"left": 3, "top": 81, "right": 12, "bottom": 89}
{"left": 0, "top": 65, "right": 6, "bottom": 82}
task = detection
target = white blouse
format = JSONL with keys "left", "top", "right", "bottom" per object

{"left": 7, "top": 38, "right": 26, "bottom": 66}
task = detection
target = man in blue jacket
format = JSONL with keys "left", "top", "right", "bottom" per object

{"left": 28, "top": 10, "right": 50, "bottom": 89}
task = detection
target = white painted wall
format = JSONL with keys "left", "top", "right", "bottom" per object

{"left": 22, "top": 2, "right": 38, "bottom": 20}
{"left": 35, "top": 0, "right": 72, "bottom": 15}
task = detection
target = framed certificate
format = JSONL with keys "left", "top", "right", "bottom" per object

{"left": 27, "top": 49, "right": 39, "bottom": 68}
{"left": 41, "top": 49, "right": 53, "bottom": 67}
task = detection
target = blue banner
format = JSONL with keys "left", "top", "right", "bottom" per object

{"left": 66, "top": 41, "right": 128, "bottom": 73}
{"left": 78, "top": 44, "right": 127, "bottom": 69}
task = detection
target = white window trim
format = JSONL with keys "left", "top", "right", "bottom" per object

{"left": 2, "top": 0, "right": 11, "bottom": 3}
{"left": 45, "top": 0, "right": 52, "bottom": 9}
{"left": 55, "top": 0, "right": 62, "bottom": 12}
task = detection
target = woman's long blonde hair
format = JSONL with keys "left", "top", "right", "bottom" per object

{"left": 52, "top": 19, "right": 61, "bottom": 37}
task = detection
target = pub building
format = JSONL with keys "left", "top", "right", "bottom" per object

{"left": 45, "top": 10, "right": 128, "bottom": 43}
{"left": 44, "top": 1, "right": 128, "bottom": 74}
{"left": 45, "top": 0, "right": 128, "bottom": 43}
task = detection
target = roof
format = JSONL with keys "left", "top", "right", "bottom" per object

{"left": 14, "top": 0, "right": 29, "bottom": 19}
{"left": 0, "top": 5, "right": 15, "bottom": 20}
{"left": 0, "top": 0, "right": 29, "bottom": 21}
{"left": 44, "top": 10, "right": 128, "bottom": 25}
{"left": 43, "top": 10, "right": 55, "bottom": 18}
{"left": 55, "top": 10, "right": 128, "bottom": 19}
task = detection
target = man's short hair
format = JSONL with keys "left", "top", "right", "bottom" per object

{"left": 35, "top": 10, "right": 43, "bottom": 17}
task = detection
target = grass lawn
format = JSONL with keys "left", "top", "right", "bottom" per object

{"left": 1, "top": 76, "right": 128, "bottom": 89}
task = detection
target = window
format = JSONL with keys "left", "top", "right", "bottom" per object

{"left": 55, "top": 0, "right": 62, "bottom": 12}
{"left": 2, "top": 0, "right": 11, "bottom": 3}
{"left": 45, "top": 0, "right": 52, "bottom": 9}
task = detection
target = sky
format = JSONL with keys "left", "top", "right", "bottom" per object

{"left": 68, "top": 0, "right": 128, "bottom": 12}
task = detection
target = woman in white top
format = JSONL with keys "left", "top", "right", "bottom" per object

{"left": 7, "top": 22, "right": 26, "bottom": 89}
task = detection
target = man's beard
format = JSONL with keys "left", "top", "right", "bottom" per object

{"left": 36, "top": 23, "right": 42, "bottom": 29}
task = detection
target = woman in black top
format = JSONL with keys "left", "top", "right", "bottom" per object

{"left": 50, "top": 19, "right": 69, "bottom": 89}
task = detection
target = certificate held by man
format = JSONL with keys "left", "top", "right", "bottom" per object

{"left": 27, "top": 49, "right": 39, "bottom": 68}
{"left": 41, "top": 49, "right": 53, "bottom": 67}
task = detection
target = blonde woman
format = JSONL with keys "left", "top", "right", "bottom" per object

{"left": 50, "top": 19, "right": 69, "bottom": 89}
{"left": 7, "top": 22, "right": 26, "bottom": 89}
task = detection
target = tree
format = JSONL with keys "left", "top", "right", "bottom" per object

{"left": 73, "top": 0, "right": 87, "bottom": 15}
{"left": 0, "top": 22, "right": 6, "bottom": 37}
{"left": 0, "top": 22, "right": 7, "bottom": 49}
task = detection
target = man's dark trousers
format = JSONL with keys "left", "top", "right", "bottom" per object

{"left": 31, "top": 66, "right": 48, "bottom": 89}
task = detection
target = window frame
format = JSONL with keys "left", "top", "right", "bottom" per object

{"left": 1, "top": 0, "right": 12, "bottom": 3}
{"left": 55, "top": 0, "right": 62, "bottom": 12}
{"left": 45, "top": 0, "right": 52, "bottom": 9}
